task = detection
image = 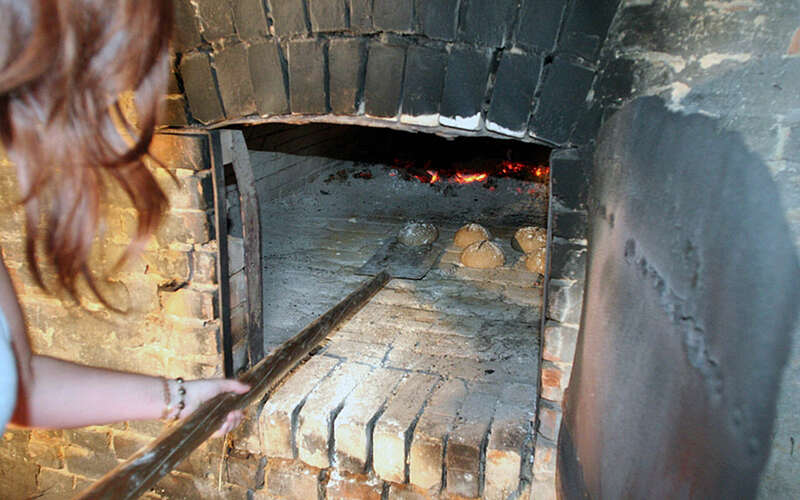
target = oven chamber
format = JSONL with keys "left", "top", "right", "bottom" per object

{"left": 0, "top": 1, "right": 797, "bottom": 499}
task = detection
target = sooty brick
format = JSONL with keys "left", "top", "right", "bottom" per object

{"left": 487, "top": 51, "right": 542, "bottom": 137}
{"left": 194, "top": 0, "right": 236, "bottom": 42}
{"left": 307, "top": 0, "right": 348, "bottom": 32}
{"left": 530, "top": 58, "right": 595, "bottom": 145}
{"left": 214, "top": 44, "right": 258, "bottom": 118}
{"left": 329, "top": 38, "right": 364, "bottom": 114}
{"left": 172, "top": 0, "right": 202, "bottom": 52}
{"left": 560, "top": 0, "right": 620, "bottom": 60}
{"left": 348, "top": 0, "right": 374, "bottom": 33}
{"left": 515, "top": 0, "right": 568, "bottom": 52}
{"left": 288, "top": 39, "right": 327, "bottom": 114}
{"left": 439, "top": 46, "right": 493, "bottom": 130}
{"left": 549, "top": 147, "right": 592, "bottom": 210}
{"left": 269, "top": 0, "right": 309, "bottom": 38}
{"left": 401, "top": 45, "right": 447, "bottom": 125}
{"left": 364, "top": 42, "right": 407, "bottom": 118}
{"left": 417, "top": 0, "right": 459, "bottom": 41}
{"left": 248, "top": 41, "right": 290, "bottom": 115}
{"left": 458, "top": 0, "right": 518, "bottom": 47}
{"left": 232, "top": 0, "right": 269, "bottom": 39}
{"left": 373, "top": 0, "right": 413, "bottom": 33}
{"left": 179, "top": 51, "right": 225, "bottom": 124}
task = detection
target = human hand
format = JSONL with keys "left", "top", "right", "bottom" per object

{"left": 167, "top": 378, "right": 250, "bottom": 436}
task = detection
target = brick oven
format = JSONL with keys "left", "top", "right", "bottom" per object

{"left": 1, "top": 1, "right": 799, "bottom": 499}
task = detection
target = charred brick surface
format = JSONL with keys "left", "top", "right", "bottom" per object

{"left": 530, "top": 58, "right": 595, "bottom": 145}
{"left": 560, "top": 0, "right": 620, "bottom": 60}
{"left": 329, "top": 39, "right": 364, "bottom": 114}
{"left": 194, "top": 0, "right": 236, "bottom": 42}
{"left": 172, "top": 0, "right": 202, "bottom": 52}
{"left": 288, "top": 40, "right": 327, "bottom": 114}
{"left": 516, "top": 0, "right": 567, "bottom": 53}
{"left": 214, "top": 44, "right": 257, "bottom": 118}
{"left": 364, "top": 42, "right": 406, "bottom": 118}
{"left": 232, "top": 0, "right": 269, "bottom": 39}
{"left": 179, "top": 51, "right": 225, "bottom": 124}
{"left": 401, "top": 45, "right": 447, "bottom": 120}
{"left": 248, "top": 41, "right": 289, "bottom": 115}
{"left": 269, "top": 0, "right": 309, "bottom": 38}
{"left": 439, "top": 47, "right": 493, "bottom": 129}
{"left": 307, "top": 0, "right": 348, "bottom": 33}
{"left": 373, "top": 0, "right": 414, "bottom": 33}
{"left": 487, "top": 51, "right": 543, "bottom": 136}
{"left": 417, "top": 0, "right": 459, "bottom": 41}
{"left": 348, "top": 0, "right": 374, "bottom": 33}
{"left": 458, "top": 0, "right": 518, "bottom": 47}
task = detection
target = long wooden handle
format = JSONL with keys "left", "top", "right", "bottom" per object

{"left": 76, "top": 271, "right": 391, "bottom": 500}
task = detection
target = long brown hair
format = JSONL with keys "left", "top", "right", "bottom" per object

{"left": 0, "top": 0, "right": 173, "bottom": 305}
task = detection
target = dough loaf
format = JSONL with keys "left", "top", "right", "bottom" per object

{"left": 454, "top": 223, "right": 491, "bottom": 248}
{"left": 461, "top": 240, "right": 505, "bottom": 269}
{"left": 514, "top": 226, "right": 546, "bottom": 254}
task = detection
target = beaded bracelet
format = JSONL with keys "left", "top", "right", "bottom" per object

{"left": 160, "top": 377, "right": 187, "bottom": 420}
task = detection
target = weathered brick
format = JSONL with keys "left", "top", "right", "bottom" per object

{"left": 288, "top": 39, "right": 327, "bottom": 114}
{"left": 401, "top": 45, "right": 447, "bottom": 127}
{"left": 112, "top": 432, "right": 150, "bottom": 460}
{"left": 248, "top": 40, "right": 290, "bottom": 116}
{"left": 348, "top": 0, "right": 374, "bottom": 33}
{"left": 537, "top": 401, "right": 562, "bottom": 442}
{"left": 532, "top": 436, "right": 557, "bottom": 476}
{"left": 559, "top": 0, "right": 618, "bottom": 59}
{"left": 265, "top": 459, "right": 321, "bottom": 499}
{"left": 154, "top": 210, "right": 210, "bottom": 247}
{"left": 487, "top": 51, "right": 542, "bottom": 138}
{"left": 149, "top": 133, "right": 210, "bottom": 172}
{"left": 540, "top": 360, "right": 568, "bottom": 402}
{"left": 439, "top": 46, "right": 492, "bottom": 130}
{"left": 179, "top": 51, "right": 225, "bottom": 124}
{"left": 214, "top": 43, "right": 258, "bottom": 118}
{"left": 325, "top": 470, "right": 384, "bottom": 499}
{"left": 194, "top": 0, "right": 236, "bottom": 41}
{"left": 364, "top": 42, "right": 406, "bottom": 118}
{"left": 485, "top": 404, "right": 530, "bottom": 500}
{"left": 409, "top": 378, "right": 467, "bottom": 491}
{"left": 373, "top": 0, "right": 413, "bottom": 33}
{"left": 193, "top": 250, "right": 218, "bottom": 284}
{"left": 232, "top": 0, "right": 269, "bottom": 39}
{"left": 38, "top": 467, "right": 79, "bottom": 498}
{"left": 334, "top": 368, "right": 403, "bottom": 473}
{"left": 417, "top": 0, "right": 459, "bottom": 40}
{"left": 160, "top": 95, "right": 190, "bottom": 127}
{"left": 65, "top": 443, "right": 117, "bottom": 479}
{"left": 172, "top": 0, "right": 203, "bottom": 52}
{"left": 542, "top": 321, "right": 578, "bottom": 364}
{"left": 329, "top": 38, "right": 364, "bottom": 115}
{"left": 546, "top": 279, "right": 583, "bottom": 325}
{"left": 373, "top": 373, "right": 439, "bottom": 483}
{"left": 530, "top": 58, "right": 595, "bottom": 145}
{"left": 259, "top": 355, "right": 339, "bottom": 458}
{"left": 516, "top": 0, "right": 567, "bottom": 52}
{"left": 531, "top": 472, "right": 558, "bottom": 500}
{"left": 550, "top": 240, "right": 587, "bottom": 280}
{"left": 446, "top": 390, "right": 496, "bottom": 498}
{"left": 458, "top": 0, "right": 517, "bottom": 47}
{"left": 269, "top": 0, "right": 309, "bottom": 37}
{"left": 161, "top": 287, "right": 215, "bottom": 319}
{"left": 297, "top": 362, "right": 372, "bottom": 468}
{"left": 308, "top": 0, "right": 348, "bottom": 32}
{"left": 552, "top": 209, "right": 588, "bottom": 240}
{"left": 225, "top": 450, "right": 263, "bottom": 489}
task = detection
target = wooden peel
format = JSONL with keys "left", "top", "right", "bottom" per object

{"left": 76, "top": 236, "right": 441, "bottom": 499}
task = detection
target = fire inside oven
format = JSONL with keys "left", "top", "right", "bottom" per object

{"left": 232, "top": 122, "right": 551, "bottom": 497}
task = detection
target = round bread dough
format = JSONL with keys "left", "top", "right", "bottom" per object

{"left": 461, "top": 240, "right": 505, "bottom": 269}
{"left": 525, "top": 247, "right": 546, "bottom": 274}
{"left": 454, "top": 223, "right": 491, "bottom": 248}
{"left": 398, "top": 222, "right": 438, "bottom": 246}
{"left": 514, "top": 226, "right": 546, "bottom": 254}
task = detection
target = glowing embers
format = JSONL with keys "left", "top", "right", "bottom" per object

{"left": 389, "top": 158, "right": 549, "bottom": 186}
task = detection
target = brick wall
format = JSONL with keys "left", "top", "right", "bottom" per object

{"left": 166, "top": 0, "right": 621, "bottom": 147}
{"left": 0, "top": 133, "right": 236, "bottom": 498}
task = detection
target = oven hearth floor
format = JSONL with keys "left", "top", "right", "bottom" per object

{"left": 254, "top": 160, "right": 546, "bottom": 498}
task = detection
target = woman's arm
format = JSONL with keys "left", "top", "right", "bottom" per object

{"left": 0, "top": 254, "right": 249, "bottom": 431}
